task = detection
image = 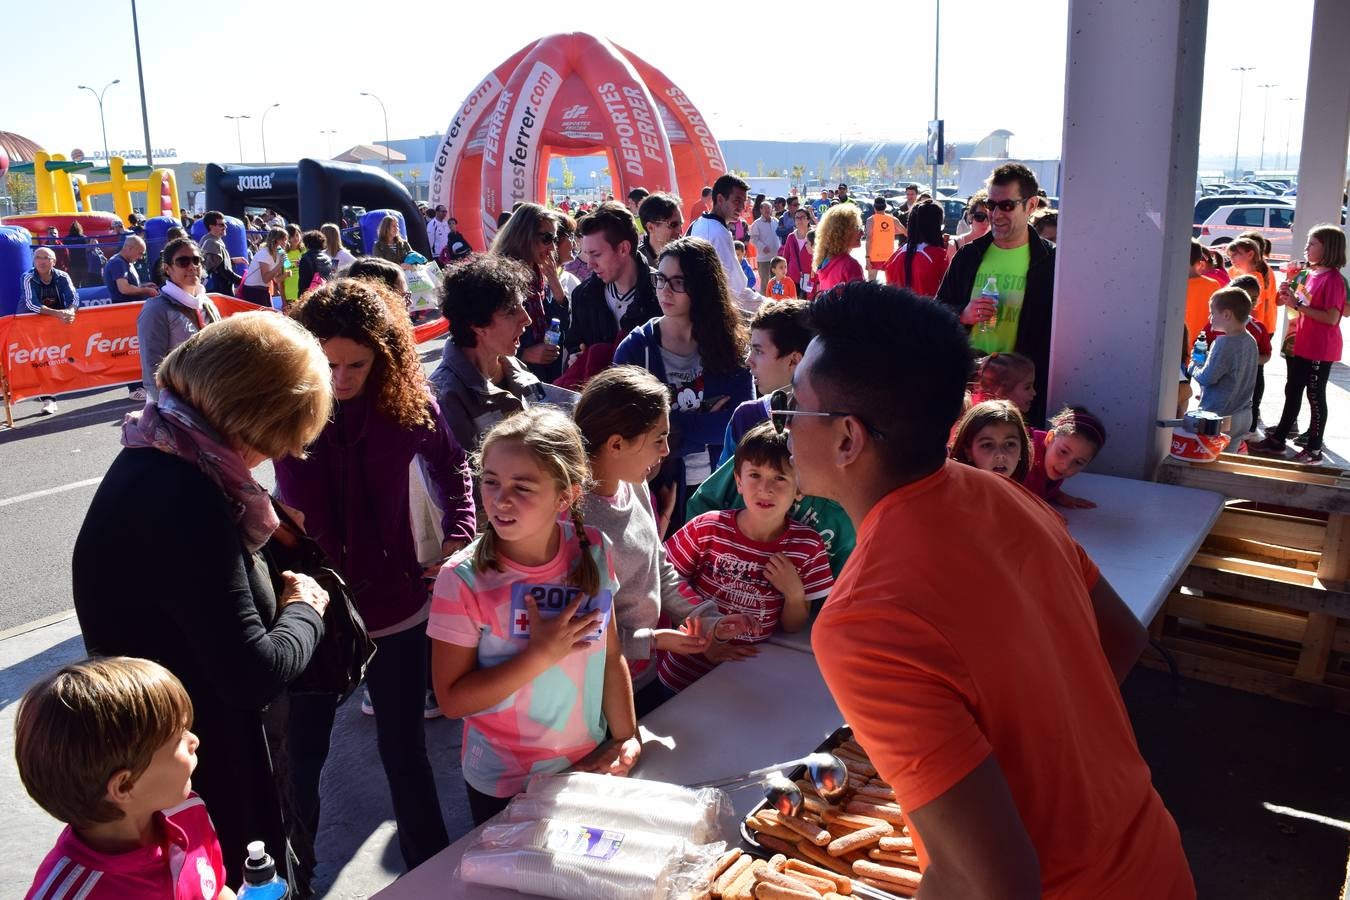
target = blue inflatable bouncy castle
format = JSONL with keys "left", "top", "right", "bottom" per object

{"left": 143, "top": 215, "right": 182, "bottom": 265}
{"left": 0, "top": 226, "right": 34, "bottom": 316}
{"left": 205, "top": 159, "right": 429, "bottom": 258}
{"left": 189, "top": 215, "right": 250, "bottom": 276}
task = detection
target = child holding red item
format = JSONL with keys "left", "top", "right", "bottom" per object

{"left": 655, "top": 422, "right": 833, "bottom": 696}
{"left": 19, "top": 657, "right": 234, "bottom": 900}
{"left": 1022, "top": 406, "right": 1107, "bottom": 509}
{"left": 428, "top": 407, "right": 637, "bottom": 826}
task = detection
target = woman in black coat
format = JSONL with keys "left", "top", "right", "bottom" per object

{"left": 72, "top": 312, "right": 333, "bottom": 888}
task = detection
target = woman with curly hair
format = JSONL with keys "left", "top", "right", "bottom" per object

{"left": 490, "top": 202, "right": 569, "bottom": 381}
{"left": 812, "top": 203, "right": 865, "bottom": 294}
{"left": 274, "top": 277, "right": 475, "bottom": 875}
{"left": 614, "top": 237, "right": 752, "bottom": 520}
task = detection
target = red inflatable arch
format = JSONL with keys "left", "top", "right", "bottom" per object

{"left": 430, "top": 33, "right": 727, "bottom": 251}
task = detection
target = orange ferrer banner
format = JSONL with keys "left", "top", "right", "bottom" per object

{"left": 0, "top": 295, "right": 448, "bottom": 407}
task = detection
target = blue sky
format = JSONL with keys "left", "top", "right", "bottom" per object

{"left": 2, "top": 0, "right": 1315, "bottom": 169}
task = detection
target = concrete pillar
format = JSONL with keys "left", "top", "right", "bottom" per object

{"left": 1048, "top": 0, "right": 1208, "bottom": 478}
{"left": 1291, "top": 0, "right": 1350, "bottom": 272}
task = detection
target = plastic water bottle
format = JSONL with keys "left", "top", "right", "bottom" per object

{"left": 545, "top": 317, "right": 562, "bottom": 347}
{"left": 238, "top": 841, "right": 288, "bottom": 900}
{"left": 1191, "top": 333, "right": 1208, "bottom": 370}
{"left": 978, "top": 276, "right": 1000, "bottom": 334}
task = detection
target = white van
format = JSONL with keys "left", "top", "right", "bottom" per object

{"left": 1197, "top": 203, "right": 1294, "bottom": 263}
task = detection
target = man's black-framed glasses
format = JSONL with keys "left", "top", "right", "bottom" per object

{"left": 769, "top": 391, "right": 886, "bottom": 441}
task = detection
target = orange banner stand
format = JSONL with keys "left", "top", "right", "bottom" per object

{"left": 0, "top": 295, "right": 449, "bottom": 424}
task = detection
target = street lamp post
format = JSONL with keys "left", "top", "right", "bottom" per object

{"left": 76, "top": 79, "right": 120, "bottom": 167}
{"left": 1283, "top": 97, "right": 1299, "bottom": 170}
{"left": 360, "top": 92, "right": 391, "bottom": 171}
{"left": 1256, "top": 83, "right": 1277, "bottom": 171}
{"left": 1231, "top": 66, "right": 1255, "bottom": 180}
{"left": 931, "top": 0, "right": 940, "bottom": 196}
{"left": 320, "top": 129, "right": 337, "bottom": 158}
{"left": 260, "top": 103, "right": 280, "bottom": 164}
{"left": 224, "top": 115, "right": 250, "bottom": 164}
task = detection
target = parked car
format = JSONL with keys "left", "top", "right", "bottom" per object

{"left": 1193, "top": 195, "right": 1291, "bottom": 235}
{"left": 1197, "top": 203, "right": 1295, "bottom": 261}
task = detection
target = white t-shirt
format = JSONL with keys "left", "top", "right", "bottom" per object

{"left": 334, "top": 248, "right": 357, "bottom": 269}
{"left": 690, "top": 214, "right": 762, "bottom": 315}
{"left": 244, "top": 247, "right": 279, "bottom": 287}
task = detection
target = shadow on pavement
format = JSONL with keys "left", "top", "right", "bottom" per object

{"left": 0, "top": 633, "right": 85, "bottom": 709}
{"left": 0, "top": 397, "right": 138, "bottom": 444}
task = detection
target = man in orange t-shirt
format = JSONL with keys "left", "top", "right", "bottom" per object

{"left": 781, "top": 281, "right": 1195, "bottom": 899}
{"left": 864, "top": 197, "right": 903, "bottom": 282}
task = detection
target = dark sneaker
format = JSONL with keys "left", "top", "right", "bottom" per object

{"left": 1293, "top": 448, "right": 1324, "bottom": 464}
{"left": 1247, "top": 435, "right": 1289, "bottom": 457}
{"left": 1293, "top": 431, "right": 1312, "bottom": 447}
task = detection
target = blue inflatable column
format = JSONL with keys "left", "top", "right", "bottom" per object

{"left": 0, "top": 226, "right": 35, "bottom": 317}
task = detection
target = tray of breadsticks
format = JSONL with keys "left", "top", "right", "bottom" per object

{"left": 716, "top": 726, "right": 920, "bottom": 900}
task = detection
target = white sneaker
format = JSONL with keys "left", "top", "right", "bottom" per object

{"left": 129, "top": 388, "right": 147, "bottom": 402}
{"left": 360, "top": 688, "right": 375, "bottom": 716}
{"left": 424, "top": 690, "right": 444, "bottom": 719}
{"left": 40, "top": 399, "right": 58, "bottom": 415}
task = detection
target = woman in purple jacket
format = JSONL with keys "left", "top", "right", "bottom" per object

{"left": 275, "top": 277, "right": 475, "bottom": 873}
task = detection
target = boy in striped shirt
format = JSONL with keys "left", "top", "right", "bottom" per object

{"left": 656, "top": 422, "right": 833, "bottom": 694}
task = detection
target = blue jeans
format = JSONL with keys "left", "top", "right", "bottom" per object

{"left": 288, "top": 624, "right": 448, "bottom": 871}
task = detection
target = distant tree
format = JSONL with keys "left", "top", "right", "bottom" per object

{"left": 791, "top": 164, "right": 805, "bottom": 187}
{"left": 5, "top": 173, "right": 35, "bottom": 212}
{"left": 190, "top": 166, "right": 206, "bottom": 186}
{"left": 561, "top": 158, "right": 576, "bottom": 191}
{"left": 756, "top": 160, "right": 765, "bottom": 176}
{"left": 874, "top": 155, "right": 889, "bottom": 182}
{"left": 768, "top": 168, "right": 781, "bottom": 177}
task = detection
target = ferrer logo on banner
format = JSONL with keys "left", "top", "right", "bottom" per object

{"left": 1, "top": 306, "right": 142, "bottom": 403}
{"left": 500, "top": 62, "right": 562, "bottom": 208}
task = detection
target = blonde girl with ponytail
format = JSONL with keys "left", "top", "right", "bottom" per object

{"left": 427, "top": 407, "right": 639, "bottom": 825}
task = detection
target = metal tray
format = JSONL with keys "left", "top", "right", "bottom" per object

{"left": 738, "top": 725, "right": 910, "bottom": 900}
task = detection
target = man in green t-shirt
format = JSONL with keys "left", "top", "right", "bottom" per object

{"left": 935, "top": 163, "right": 1057, "bottom": 424}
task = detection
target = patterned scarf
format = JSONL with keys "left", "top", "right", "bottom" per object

{"left": 121, "top": 389, "right": 278, "bottom": 551}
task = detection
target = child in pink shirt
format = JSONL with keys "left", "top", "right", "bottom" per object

{"left": 19, "top": 657, "right": 232, "bottom": 900}
{"left": 429, "top": 408, "right": 637, "bottom": 825}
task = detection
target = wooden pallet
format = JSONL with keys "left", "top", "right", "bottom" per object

{"left": 1147, "top": 455, "right": 1350, "bottom": 711}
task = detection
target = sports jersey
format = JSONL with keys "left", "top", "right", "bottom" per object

{"left": 867, "top": 212, "right": 901, "bottom": 262}
{"left": 26, "top": 794, "right": 227, "bottom": 900}
{"left": 968, "top": 242, "right": 1030, "bottom": 354}
{"left": 427, "top": 521, "right": 619, "bottom": 797}
{"left": 656, "top": 510, "right": 832, "bottom": 692}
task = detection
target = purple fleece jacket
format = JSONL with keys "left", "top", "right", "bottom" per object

{"left": 274, "top": 390, "right": 475, "bottom": 632}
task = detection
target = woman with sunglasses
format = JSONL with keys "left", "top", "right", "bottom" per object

{"left": 136, "top": 236, "right": 222, "bottom": 401}
{"left": 951, "top": 189, "right": 991, "bottom": 257}
{"left": 614, "top": 237, "right": 753, "bottom": 526}
{"left": 491, "top": 203, "right": 570, "bottom": 381}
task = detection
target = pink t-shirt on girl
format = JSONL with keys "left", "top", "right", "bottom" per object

{"left": 427, "top": 521, "right": 619, "bottom": 798}
{"left": 1292, "top": 268, "right": 1347, "bottom": 362}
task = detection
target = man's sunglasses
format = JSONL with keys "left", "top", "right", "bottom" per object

{"left": 172, "top": 255, "right": 203, "bottom": 268}
{"left": 768, "top": 390, "right": 886, "bottom": 440}
{"left": 986, "top": 199, "right": 1026, "bottom": 212}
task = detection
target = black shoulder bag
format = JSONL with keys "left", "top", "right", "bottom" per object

{"left": 264, "top": 501, "right": 376, "bottom": 702}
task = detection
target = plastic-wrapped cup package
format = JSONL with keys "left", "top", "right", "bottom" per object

{"left": 458, "top": 817, "right": 725, "bottom": 899}
{"left": 507, "top": 780, "right": 728, "bottom": 844}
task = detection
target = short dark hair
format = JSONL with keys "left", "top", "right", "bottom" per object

{"left": 439, "top": 254, "right": 533, "bottom": 347}
{"left": 987, "top": 163, "right": 1040, "bottom": 201}
{"left": 343, "top": 256, "right": 403, "bottom": 292}
{"left": 578, "top": 201, "right": 640, "bottom": 252}
{"left": 712, "top": 173, "right": 749, "bottom": 203}
{"left": 786, "top": 196, "right": 800, "bottom": 207}
{"left": 873, "top": 197, "right": 888, "bottom": 211}
{"left": 807, "top": 281, "right": 971, "bottom": 479}
{"left": 700, "top": 186, "right": 713, "bottom": 199}
{"left": 906, "top": 184, "right": 919, "bottom": 192}
{"left": 159, "top": 236, "right": 198, "bottom": 269}
{"left": 301, "top": 230, "right": 326, "bottom": 251}
{"left": 1210, "top": 285, "right": 1253, "bottom": 323}
{"left": 627, "top": 187, "right": 650, "bottom": 204}
{"left": 735, "top": 420, "right": 793, "bottom": 475}
{"left": 637, "top": 192, "right": 680, "bottom": 229}
{"left": 750, "top": 299, "right": 814, "bottom": 356}
{"left": 203, "top": 210, "right": 225, "bottom": 228}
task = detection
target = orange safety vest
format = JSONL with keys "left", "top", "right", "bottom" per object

{"left": 868, "top": 213, "right": 901, "bottom": 262}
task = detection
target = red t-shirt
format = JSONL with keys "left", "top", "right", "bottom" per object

{"left": 656, "top": 510, "right": 832, "bottom": 692}
{"left": 883, "top": 243, "right": 950, "bottom": 298}
{"left": 813, "top": 463, "right": 1194, "bottom": 899}
{"left": 27, "top": 794, "right": 228, "bottom": 900}
{"left": 1200, "top": 318, "right": 1271, "bottom": 358}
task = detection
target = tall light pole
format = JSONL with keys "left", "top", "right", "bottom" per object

{"left": 129, "top": 0, "right": 154, "bottom": 165}
{"left": 260, "top": 103, "right": 280, "bottom": 164}
{"left": 1256, "top": 83, "right": 1277, "bottom": 171}
{"left": 360, "top": 92, "right": 391, "bottom": 171}
{"left": 224, "top": 115, "right": 250, "bottom": 163}
{"left": 1231, "top": 66, "right": 1255, "bottom": 180}
{"left": 931, "top": 0, "right": 940, "bottom": 194}
{"left": 320, "top": 129, "right": 337, "bottom": 158}
{"left": 1283, "top": 97, "right": 1300, "bottom": 170}
{"left": 76, "top": 79, "right": 120, "bottom": 167}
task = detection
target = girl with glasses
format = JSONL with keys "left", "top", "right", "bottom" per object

{"left": 136, "top": 237, "right": 221, "bottom": 402}
{"left": 491, "top": 203, "right": 571, "bottom": 382}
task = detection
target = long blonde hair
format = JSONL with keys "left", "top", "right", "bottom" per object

{"left": 813, "top": 204, "right": 863, "bottom": 269}
{"left": 473, "top": 408, "right": 600, "bottom": 596}
{"left": 377, "top": 215, "right": 401, "bottom": 246}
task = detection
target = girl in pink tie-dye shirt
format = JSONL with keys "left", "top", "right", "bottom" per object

{"left": 428, "top": 408, "right": 639, "bottom": 825}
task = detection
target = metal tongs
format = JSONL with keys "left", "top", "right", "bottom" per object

{"left": 687, "top": 752, "right": 850, "bottom": 816}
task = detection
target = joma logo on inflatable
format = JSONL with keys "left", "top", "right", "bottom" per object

{"left": 237, "top": 174, "right": 275, "bottom": 191}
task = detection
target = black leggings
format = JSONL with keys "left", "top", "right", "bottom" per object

{"left": 1251, "top": 365, "right": 1265, "bottom": 425}
{"left": 465, "top": 781, "right": 514, "bottom": 826}
{"left": 1270, "top": 356, "right": 1332, "bottom": 452}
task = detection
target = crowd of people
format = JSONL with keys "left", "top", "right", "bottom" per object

{"left": 13, "top": 156, "right": 1347, "bottom": 900}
